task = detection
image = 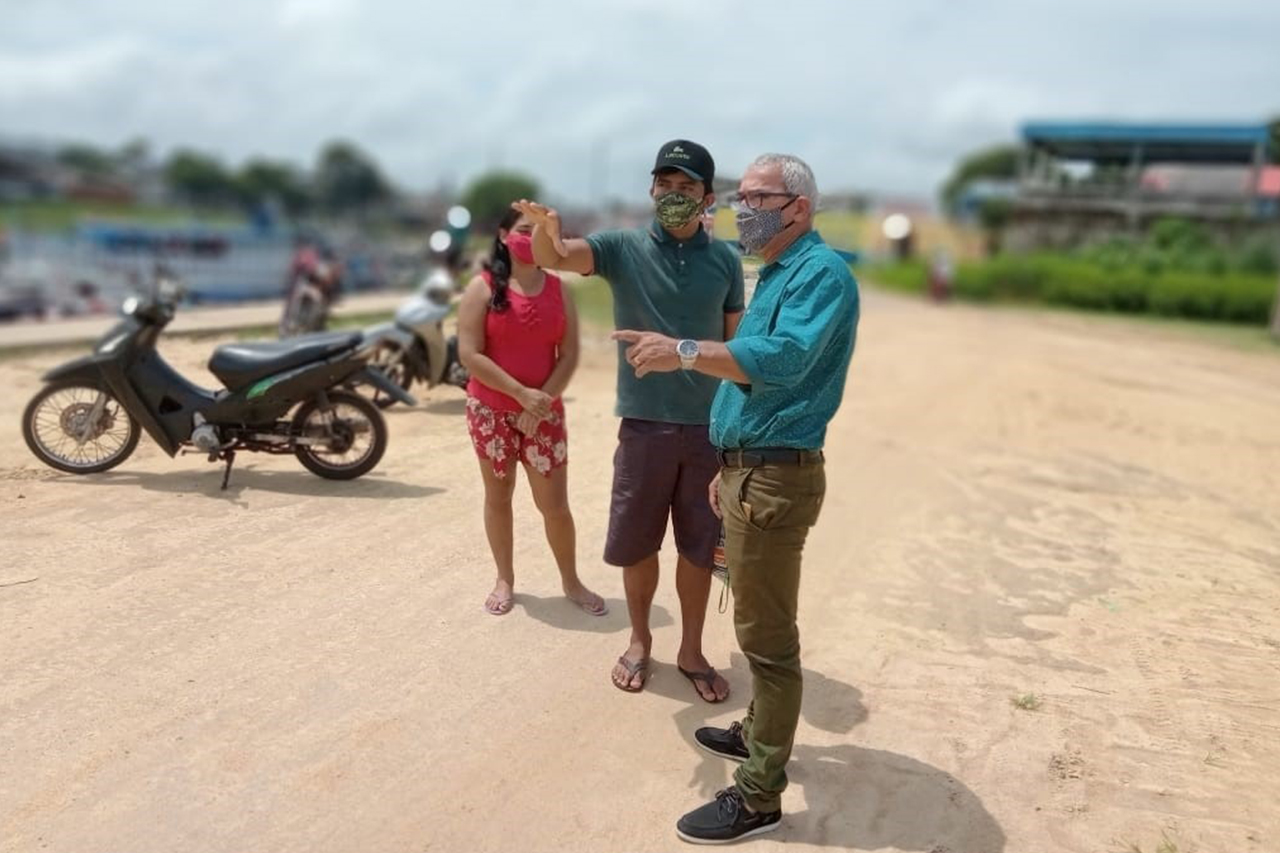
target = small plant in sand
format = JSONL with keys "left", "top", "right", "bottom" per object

{"left": 1010, "top": 692, "right": 1043, "bottom": 711}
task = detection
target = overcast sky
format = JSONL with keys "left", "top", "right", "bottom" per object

{"left": 3, "top": 0, "right": 1279, "bottom": 205}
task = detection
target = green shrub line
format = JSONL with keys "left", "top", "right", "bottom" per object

{"left": 867, "top": 255, "right": 1277, "bottom": 325}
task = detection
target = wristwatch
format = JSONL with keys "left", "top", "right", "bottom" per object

{"left": 676, "top": 338, "right": 700, "bottom": 370}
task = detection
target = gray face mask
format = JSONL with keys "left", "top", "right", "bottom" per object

{"left": 735, "top": 197, "right": 796, "bottom": 253}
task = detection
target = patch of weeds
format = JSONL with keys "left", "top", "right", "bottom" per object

{"left": 1011, "top": 692, "right": 1043, "bottom": 711}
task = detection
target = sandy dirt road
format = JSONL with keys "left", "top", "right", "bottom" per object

{"left": 2, "top": 289, "right": 1278, "bottom": 853}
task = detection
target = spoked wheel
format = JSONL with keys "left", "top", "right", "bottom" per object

{"left": 292, "top": 389, "right": 387, "bottom": 480}
{"left": 369, "top": 343, "right": 414, "bottom": 409}
{"left": 22, "top": 380, "right": 141, "bottom": 474}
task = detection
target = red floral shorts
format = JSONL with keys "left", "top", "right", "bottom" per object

{"left": 466, "top": 396, "right": 568, "bottom": 479}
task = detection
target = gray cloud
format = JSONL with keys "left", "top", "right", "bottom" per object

{"left": 2, "top": 0, "right": 1278, "bottom": 204}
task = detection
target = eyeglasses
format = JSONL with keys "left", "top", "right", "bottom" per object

{"left": 728, "top": 191, "right": 796, "bottom": 211}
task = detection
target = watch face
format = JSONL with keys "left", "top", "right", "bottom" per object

{"left": 677, "top": 339, "right": 698, "bottom": 358}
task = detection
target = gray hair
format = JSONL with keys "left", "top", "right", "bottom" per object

{"left": 750, "top": 153, "right": 820, "bottom": 211}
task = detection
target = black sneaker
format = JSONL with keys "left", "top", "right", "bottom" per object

{"left": 694, "top": 721, "right": 749, "bottom": 763}
{"left": 676, "top": 786, "right": 781, "bottom": 845}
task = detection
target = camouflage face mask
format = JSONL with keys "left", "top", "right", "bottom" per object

{"left": 654, "top": 192, "right": 704, "bottom": 229}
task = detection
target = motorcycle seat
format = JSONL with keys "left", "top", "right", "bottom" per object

{"left": 209, "top": 331, "right": 362, "bottom": 390}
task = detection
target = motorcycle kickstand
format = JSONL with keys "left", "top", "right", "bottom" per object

{"left": 219, "top": 449, "right": 237, "bottom": 491}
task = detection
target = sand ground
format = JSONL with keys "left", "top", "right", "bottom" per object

{"left": 2, "top": 289, "right": 1278, "bottom": 853}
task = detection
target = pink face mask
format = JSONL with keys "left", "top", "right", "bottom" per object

{"left": 505, "top": 232, "right": 536, "bottom": 265}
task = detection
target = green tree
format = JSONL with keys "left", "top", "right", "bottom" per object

{"left": 236, "top": 159, "right": 312, "bottom": 216}
{"left": 164, "top": 149, "right": 237, "bottom": 207}
{"left": 940, "top": 144, "right": 1021, "bottom": 211}
{"left": 116, "top": 138, "right": 151, "bottom": 174}
{"left": 56, "top": 144, "right": 117, "bottom": 177}
{"left": 314, "top": 141, "right": 392, "bottom": 213}
{"left": 461, "top": 171, "right": 540, "bottom": 229}
{"left": 978, "top": 197, "right": 1013, "bottom": 256}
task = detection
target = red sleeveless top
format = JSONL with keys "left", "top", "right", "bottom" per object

{"left": 466, "top": 270, "right": 566, "bottom": 412}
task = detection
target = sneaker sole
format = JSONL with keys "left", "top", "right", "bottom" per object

{"left": 676, "top": 820, "right": 780, "bottom": 845}
{"left": 694, "top": 739, "right": 748, "bottom": 764}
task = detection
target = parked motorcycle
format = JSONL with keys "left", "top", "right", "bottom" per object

{"left": 360, "top": 266, "right": 469, "bottom": 408}
{"left": 22, "top": 274, "right": 415, "bottom": 489}
{"left": 279, "top": 254, "right": 341, "bottom": 338}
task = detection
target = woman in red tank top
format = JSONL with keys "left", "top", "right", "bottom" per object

{"left": 457, "top": 206, "right": 607, "bottom": 618}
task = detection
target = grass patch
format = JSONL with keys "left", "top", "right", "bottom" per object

{"left": 866, "top": 254, "right": 1278, "bottom": 326}
{"left": 864, "top": 260, "right": 929, "bottom": 294}
{"left": 568, "top": 275, "right": 613, "bottom": 329}
{"left": 1, "top": 199, "right": 241, "bottom": 232}
{"left": 865, "top": 265, "right": 1280, "bottom": 354}
{"left": 1010, "top": 693, "right": 1043, "bottom": 711}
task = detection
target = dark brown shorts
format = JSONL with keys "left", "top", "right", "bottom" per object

{"left": 604, "top": 418, "right": 721, "bottom": 569}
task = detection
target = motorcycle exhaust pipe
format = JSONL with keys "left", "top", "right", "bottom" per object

{"left": 357, "top": 365, "right": 418, "bottom": 407}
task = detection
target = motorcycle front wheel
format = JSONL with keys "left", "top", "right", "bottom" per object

{"left": 292, "top": 389, "right": 387, "bottom": 480}
{"left": 22, "top": 380, "right": 141, "bottom": 474}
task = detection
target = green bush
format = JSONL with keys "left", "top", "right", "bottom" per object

{"left": 1146, "top": 271, "right": 1273, "bottom": 323}
{"left": 865, "top": 261, "right": 927, "bottom": 293}
{"left": 875, "top": 252, "right": 1276, "bottom": 325}
{"left": 1238, "top": 238, "right": 1279, "bottom": 276}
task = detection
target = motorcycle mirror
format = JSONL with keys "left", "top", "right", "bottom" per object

{"left": 157, "top": 274, "right": 186, "bottom": 303}
{"left": 422, "top": 268, "right": 454, "bottom": 296}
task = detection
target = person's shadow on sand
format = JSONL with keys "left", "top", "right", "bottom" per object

{"left": 665, "top": 652, "right": 1006, "bottom": 852}
{"left": 517, "top": 593, "right": 675, "bottom": 635}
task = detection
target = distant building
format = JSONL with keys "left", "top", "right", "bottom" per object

{"left": 1007, "top": 121, "right": 1278, "bottom": 249}
{"left": 952, "top": 179, "right": 1019, "bottom": 223}
{"left": 0, "top": 145, "right": 59, "bottom": 201}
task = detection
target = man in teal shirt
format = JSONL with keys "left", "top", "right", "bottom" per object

{"left": 515, "top": 139, "right": 744, "bottom": 704}
{"left": 614, "top": 152, "right": 858, "bottom": 844}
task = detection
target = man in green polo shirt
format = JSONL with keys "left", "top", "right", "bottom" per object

{"left": 514, "top": 139, "right": 744, "bottom": 703}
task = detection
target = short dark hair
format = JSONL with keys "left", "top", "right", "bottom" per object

{"left": 652, "top": 168, "right": 712, "bottom": 196}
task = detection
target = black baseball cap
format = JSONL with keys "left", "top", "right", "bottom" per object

{"left": 652, "top": 139, "right": 715, "bottom": 187}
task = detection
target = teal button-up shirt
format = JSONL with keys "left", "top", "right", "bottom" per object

{"left": 709, "top": 231, "right": 859, "bottom": 450}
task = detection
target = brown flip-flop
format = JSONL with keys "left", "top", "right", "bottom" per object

{"left": 679, "top": 666, "right": 729, "bottom": 703}
{"left": 613, "top": 655, "right": 650, "bottom": 693}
